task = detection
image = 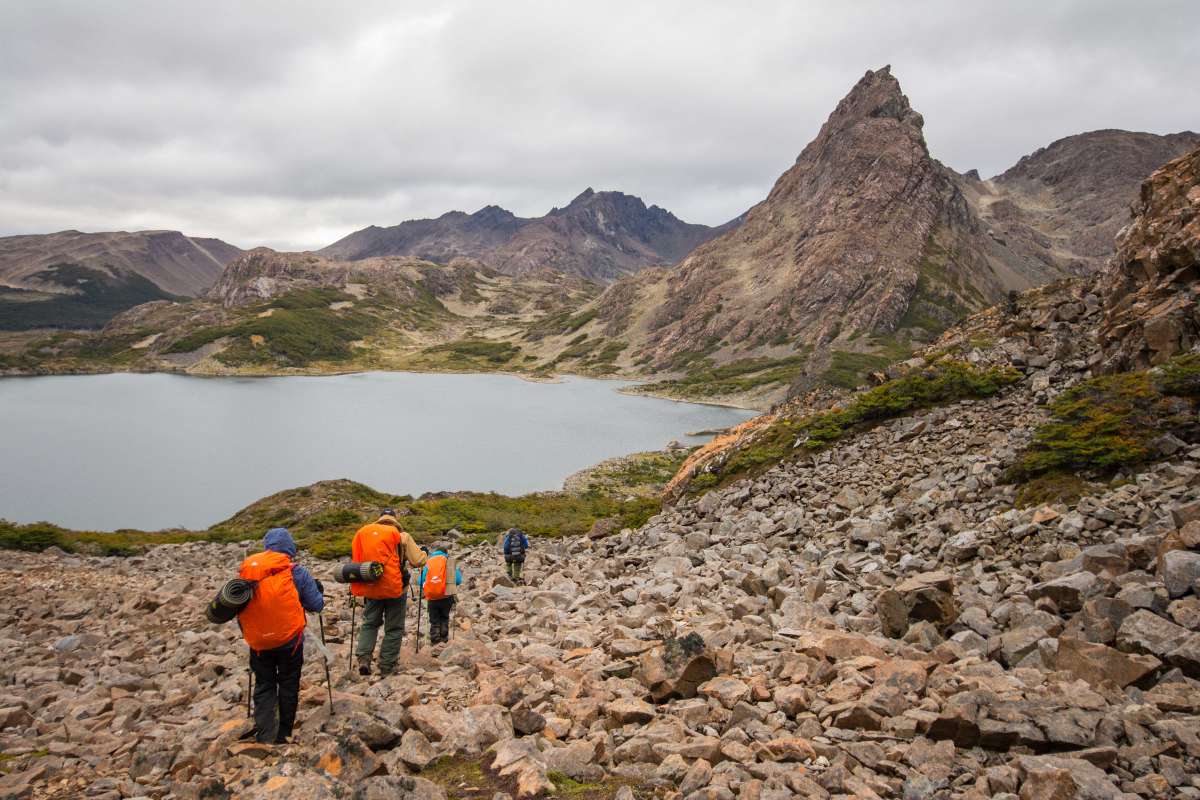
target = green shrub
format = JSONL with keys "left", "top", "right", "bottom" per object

{"left": 689, "top": 359, "right": 1020, "bottom": 494}
{"left": 0, "top": 522, "right": 66, "bottom": 551}
{"left": 638, "top": 353, "right": 810, "bottom": 399}
{"left": 423, "top": 339, "right": 519, "bottom": 365}
{"left": 1007, "top": 355, "right": 1200, "bottom": 488}
{"left": 821, "top": 351, "right": 895, "bottom": 389}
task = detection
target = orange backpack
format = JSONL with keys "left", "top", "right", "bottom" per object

{"left": 237, "top": 550, "right": 306, "bottom": 651}
{"left": 351, "top": 523, "right": 408, "bottom": 599}
{"left": 424, "top": 555, "right": 449, "bottom": 600}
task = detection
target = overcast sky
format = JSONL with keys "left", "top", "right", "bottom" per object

{"left": 1, "top": 1, "right": 1197, "bottom": 251}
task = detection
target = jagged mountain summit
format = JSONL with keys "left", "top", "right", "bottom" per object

{"left": 572, "top": 66, "right": 1062, "bottom": 374}
{"left": 0, "top": 229, "right": 243, "bottom": 329}
{"left": 320, "top": 188, "right": 733, "bottom": 284}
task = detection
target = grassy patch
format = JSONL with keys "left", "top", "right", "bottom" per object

{"left": 569, "top": 449, "right": 694, "bottom": 497}
{"left": 639, "top": 353, "right": 809, "bottom": 399}
{"left": 162, "top": 289, "right": 375, "bottom": 367}
{"left": 822, "top": 350, "right": 895, "bottom": 389}
{"left": 524, "top": 308, "right": 598, "bottom": 342}
{"left": 688, "top": 360, "right": 1021, "bottom": 494}
{"left": 421, "top": 757, "right": 641, "bottom": 800}
{"left": 0, "top": 477, "right": 661, "bottom": 560}
{"left": 1005, "top": 354, "right": 1200, "bottom": 496}
{"left": 422, "top": 339, "right": 520, "bottom": 367}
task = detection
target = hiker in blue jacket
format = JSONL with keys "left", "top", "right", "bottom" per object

{"left": 418, "top": 544, "right": 463, "bottom": 645}
{"left": 502, "top": 527, "right": 530, "bottom": 583}
{"left": 265, "top": 528, "right": 325, "bottom": 611}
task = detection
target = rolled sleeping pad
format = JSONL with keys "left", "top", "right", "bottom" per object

{"left": 204, "top": 578, "right": 256, "bottom": 624}
{"left": 334, "top": 561, "right": 384, "bottom": 583}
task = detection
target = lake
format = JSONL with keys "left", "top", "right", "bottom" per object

{"left": 0, "top": 371, "right": 754, "bottom": 531}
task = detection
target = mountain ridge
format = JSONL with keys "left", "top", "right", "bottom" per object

{"left": 320, "top": 188, "right": 735, "bottom": 283}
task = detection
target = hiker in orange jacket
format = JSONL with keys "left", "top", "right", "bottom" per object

{"left": 237, "top": 528, "right": 324, "bottom": 744}
{"left": 351, "top": 510, "right": 427, "bottom": 676}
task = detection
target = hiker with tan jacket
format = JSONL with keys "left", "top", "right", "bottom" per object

{"left": 350, "top": 510, "right": 427, "bottom": 676}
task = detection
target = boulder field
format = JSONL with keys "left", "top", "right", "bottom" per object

{"left": 2, "top": 293, "right": 1200, "bottom": 799}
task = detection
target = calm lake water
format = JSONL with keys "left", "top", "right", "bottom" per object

{"left": 0, "top": 372, "right": 753, "bottom": 531}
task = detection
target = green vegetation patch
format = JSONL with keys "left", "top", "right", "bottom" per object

{"left": 569, "top": 449, "right": 694, "bottom": 497}
{"left": 1, "top": 475, "right": 661, "bottom": 559}
{"left": 689, "top": 359, "right": 1021, "bottom": 494}
{"left": 1005, "top": 355, "right": 1200, "bottom": 501}
{"left": 163, "top": 289, "right": 376, "bottom": 367}
{"left": 639, "top": 354, "right": 810, "bottom": 399}
{"left": 821, "top": 350, "right": 895, "bottom": 390}
{"left": 422, "top": 757, "right": 642, "bottom": 800}
{"left": 421, "top": 339, "right": 521, "bottom": 367}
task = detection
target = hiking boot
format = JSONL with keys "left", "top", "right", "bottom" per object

{"left": 357, "top": 664, "right": 371, "bottom": 677}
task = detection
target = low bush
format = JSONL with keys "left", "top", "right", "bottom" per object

{"left": 639, "top": 354, "right": 809, "bottom": 398}
{"left": 422, "top": 339, "right": 520, "bottom": 365}
{"left": 689, "top": 359, "right": 1020, "bottom": 493}
{"left": 1006, "top": 354, "right": 1200, "bottom": 492}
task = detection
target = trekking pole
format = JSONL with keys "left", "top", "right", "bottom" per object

{"left": 318, "top": 613, "right": 334, "bottom": 714}
{"left": 246, "top": 666, "right": 253, "bottom": 718}
{"left": 348, "top": 589, "right": 356, "bottom": 674}
{"left": 415, "top": 593, "right": 424, "bottom": 653}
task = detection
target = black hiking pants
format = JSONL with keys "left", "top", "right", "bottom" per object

{"left": 250, "top": 633, "right": 304, "bottom": 743}
{"left": 427, "top": 597, "right": 455, "bottom": 644}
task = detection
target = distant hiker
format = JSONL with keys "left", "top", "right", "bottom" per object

{"left": 418, "top": 543, "right": 463, "bottom": 646}
{"left": 237, "top": 528, "right": 324, "bottom": 745}
{"left": 350, "top": 510, "right": 427, "bottom": 676}
{"left": 502, "top": 527, "right": 530, "bottom": 583}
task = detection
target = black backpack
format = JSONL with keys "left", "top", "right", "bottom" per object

{"left": 505, "top": 531, "right": 526, "bottom": 558}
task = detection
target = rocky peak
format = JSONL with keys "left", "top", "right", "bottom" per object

{"left": 819, "top": 65, "right": 925, "bottom": 140}
{"left": 564, "top": 187, "right": 596, "bottom": 208}
{"left": 208, "top": 248, "right": 343, "bottom": 308}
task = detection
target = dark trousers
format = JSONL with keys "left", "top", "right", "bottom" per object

{"left": 427, "top": 597, "right": 455, "bottom": 644}
{"left": 250, "top": 633, "right": 304, "bottom": 743}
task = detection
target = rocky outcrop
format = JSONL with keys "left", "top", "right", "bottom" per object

{"left": 1100, "top": 145, "right": 1200, "bottom": 369}
{"left": 320, "top": 190, "right": 731, "bottom": 284}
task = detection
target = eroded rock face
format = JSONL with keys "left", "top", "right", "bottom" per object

{"left": 1101, "top": 145, "right": 1200, "bottom": 369}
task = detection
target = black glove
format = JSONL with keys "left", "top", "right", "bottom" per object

{"left": 315, "top": 579, "right": 325, "bottom": 596}
{"left": 420, "top": 545, "right": 429, "bottom": 555}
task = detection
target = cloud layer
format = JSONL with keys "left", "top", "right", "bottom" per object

{"left": 2, "top": 1, "right": 1197, "bottom": 250}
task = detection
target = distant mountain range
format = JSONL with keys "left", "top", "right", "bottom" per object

{"left": 320, "top": 188, "right": 738, "bottom": 284}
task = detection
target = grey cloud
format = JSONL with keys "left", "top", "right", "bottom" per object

{"left": 1, "top": 0, "right": 1196, "bottom": 250}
